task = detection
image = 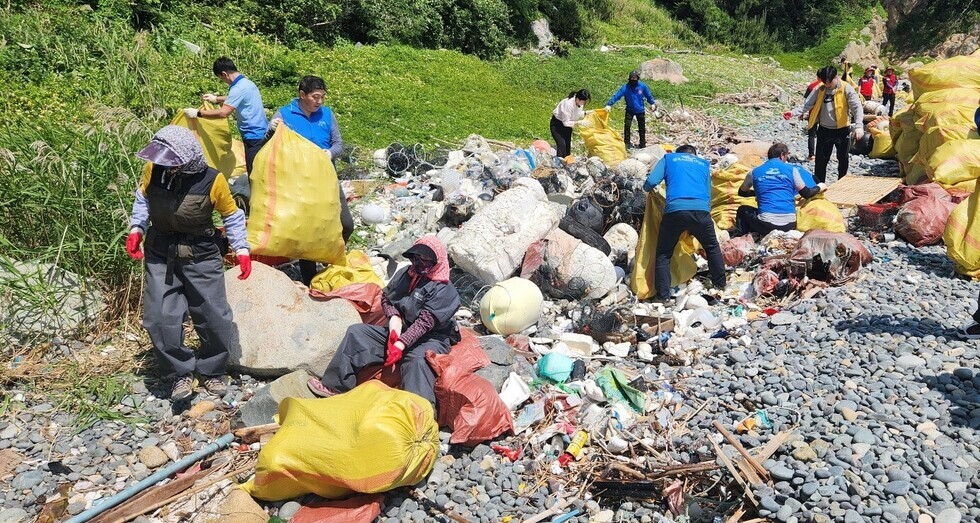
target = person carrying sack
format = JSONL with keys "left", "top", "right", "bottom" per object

{"left": 126, "top": 125, "right": 251, "bottom": 401}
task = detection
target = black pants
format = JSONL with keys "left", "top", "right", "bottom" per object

{"left": 655, "top": 210, "right": 726, "bottom": 300}
{"left": 624, "top": 111, "right": 646, "bottom": 148}
{"left": 320, "top": 324, "right": 451, "bottom": 407}
{"left": 299, "top": 183, "right": 356, "bottom": 285}
{"left": 882, "top": 93, "right": 896, "bottom": 117}
{"left": 807, "top": 126, "right": 818, "bottom": 158}
{"left": 730, "top": 205, "right": 797, "bottom": 238}
{"left": 973, "top": 290, "right": 980, "bottom": 323}
{"left": 242, "top": 137, "right": 265, "bottom": 175}
{"left": 814, "top": 126, "right": 851, "bottom": 184}
{"left": 551, "top": 115, "right": 573, "bottom": 158}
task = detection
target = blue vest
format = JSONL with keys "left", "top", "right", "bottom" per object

{"left": 752, "top": 159, "right": 800, "bottom": 215}
{"left": 279, "top": 99, "right": 334, "bottom": 151}
{"left": 663, "top": 153, "right": 711, "bottom": 213}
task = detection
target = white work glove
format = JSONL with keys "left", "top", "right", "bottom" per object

{"left": 853, "top": 128, "right": 865, "bottom": 141}
{"left": 818, "top": 182, "right": 828, "bottom": 192}
{"left": 268, "top": 118, "right": 282, "bottom": 132}
{"left": 202, "top": 93, "right": 218, "bottom": 104}
{"left": 603, "top": 105, "right": 611, "bottom": 112}
{"left": 184, "top": 108, "right": 199, "bottom": 119}
{"left": 649, "top": 103, "right": 658, "bottom": 113}
{"left": 325, "top": 150, "right": 332, "bottom": 161}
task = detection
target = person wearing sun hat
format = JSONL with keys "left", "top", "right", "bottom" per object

{"left": 126, "top": 125, "right": 250, "bottom": 402}
{"left": 309, "top": 235, "right": 461, "bottom": 408}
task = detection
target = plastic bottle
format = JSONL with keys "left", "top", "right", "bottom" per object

{"left": 557, "top": 430, "right": 589, "bottom": 467}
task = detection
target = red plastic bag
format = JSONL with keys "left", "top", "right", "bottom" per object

{"left": 310, "top": 283, "right": 386, "bottom": 326}
{"left": 790, "top": 230, "right": 872, "bottom": 284}
{"left": 721, "top": 234, "right": 756, "bottom": 267}
{"left": 290, "top": 494, "right": 383, "bottom": 523}
{"left": 894, "top": 196, "right": 958, "bottom": 246}
{"left": 898, "top": 183, "right": 951, "bottom": 204}
{"left": 426, "top": 329, "right": 514, "bottom": 446}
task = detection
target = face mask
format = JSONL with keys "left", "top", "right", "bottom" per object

{"left": 411, "top": 257, "right": 435, "bottom": 276}
{"left": 629, "top": 80, "right": 638, "bottom": 87}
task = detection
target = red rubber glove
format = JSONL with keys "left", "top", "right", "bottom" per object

{"left": 125, "top": 231, "right": 143, "bottom": 260}
{"left": 384, "top": 331, "right": 403, "bottom": 368}
{"left": 237, "top": 253, "right": 252, "bottom": 280}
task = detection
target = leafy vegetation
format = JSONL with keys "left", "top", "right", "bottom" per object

{"left": 657, "top": 0, "right": 878, "bottom": 55}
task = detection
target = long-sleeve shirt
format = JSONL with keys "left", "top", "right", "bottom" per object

{"left": 802, "top": 82, "right": 864, "bottom": 130}
{"left": 552, "top": 97, "right": 585, "bottom": 128}
{"left": 643, "top": 153, "right": 711, "bottom": 213}
{"left": 273, "top": 99, "right": 344, "bottom": 159}
{"left": 607, "top": 82, "right": 656, "bottom": 114}
{"left": 129, "top": 167, "right": 249, "bottom": 254}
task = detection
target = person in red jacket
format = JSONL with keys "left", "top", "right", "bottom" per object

{"left": 881, "top": 66, "right": 898, "bottom": 116}
{"left": 856, "top": 67, "right": 875, "bottom": 100}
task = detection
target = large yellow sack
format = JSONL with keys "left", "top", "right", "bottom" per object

{"left": 944, "top": 189, "right": 980, "bottom": 279}
{"left": 869, "top": 127, "right": 896, "bottom": 159}
{"left": 905, "top": 161, "right": 929, "bottom": 185}
{"left": 310, "top": 250, "right": 384, "bottom": 293}
{"left": 247, "top": 125, "right": 346, "bottom": 264}
{"left": 578, "top": 108, "right": 627, "bottom": 165}
{"left": 797, "top": 195, "right": 845, "bottom": 233}
{"left": 171, "top": 102, "right": 242, "bottom": 179}
{"left": 479, "top": 277, "right": 544, "bottom": 335}
{"left": 909, "top": 53, "right": 980, "bottom": 98}
{"left": 710, "top": 163, "right": 757, "bottom": 229}
{"left": 244, "top": 381, "right": 440, "bottom": 501}
{"left": 927, "top": 140, "right": 980, "bottom": 193}
{"left": 631, "top": 190, "right": 698, "bottom": 299}
{"left": 912, "top": 88, "right": 980, "bottom": 121}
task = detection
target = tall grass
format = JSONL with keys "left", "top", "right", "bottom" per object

{"left": 0, "top": 2, "right": 800, "bottom": 341}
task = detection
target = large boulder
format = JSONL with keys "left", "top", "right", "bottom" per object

{"left": 0, "top": 259, "right": 106, "bottom": 340}
{"left": 448, "top": 178, "right": 560, "bottom": 284}
{"left": 235, "top": 370, "right": 318, "bottom": 427}
{"left": 639, "top": 58, "right": 688, "bottom": 85}
{"left": 225, "top": 263, "right": 361, "bottom": 378}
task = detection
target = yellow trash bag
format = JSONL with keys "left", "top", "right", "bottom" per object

{"left": 944, "top": 190, "right": 980, "bottom": 279}
{"left": 927, "top": 140, "right": 980, "bottom": 193}
{"left": 244, "top": 381, "right": 440, "bottom": 501}
{"left": 578, "top": 108, "right": 627, "bottom": 165}
{"left": 905, "top": 161, "right": 929, "bottom": 186}
{"left": 171, "top": 102, "right": 241, "bottom": 179}
{"left": 310, "top": 250, "right": 384, "bottom": 293}
{"left": 710, "top": 163, "right": 757, "bottom": 229}
{"left": 869, "top": 127, "right": 896, "bottom": 159}
{"left": 247, "top": 125, "right": 346, "bottom": 264}
{"left": 797, "top": 194, "right": 845, "bottom": 233}
{"left": 909, "top": 53, "right": 980, "bottom": 98}
{"left": 631, "top": 190, "right": 698, "bottom": 299}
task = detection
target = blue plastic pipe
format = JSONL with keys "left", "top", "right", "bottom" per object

{"left": 63, "top": 433, "right": 236, "bottom": 523}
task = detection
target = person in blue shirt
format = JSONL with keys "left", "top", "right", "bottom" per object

{"left": 605, "top": 70, "right": 656, "bottom": 149}
{"left": 643, "top": 145, "right": 726, "bottom": 300}
{"left": 268, "top": 75, "right": 354, "bottom": 286}
{"left": 729, "top": 143, "right": 827, "bottom": 237}
{"left": 186, "top": 58, "right": 269, "bottom": 175}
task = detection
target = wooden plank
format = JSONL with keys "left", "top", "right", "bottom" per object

{"left": 713, "top": 421, "right": 770, "bottom": 482}
{"left": 824, "top": 176, "right": 901, "bottom": 207}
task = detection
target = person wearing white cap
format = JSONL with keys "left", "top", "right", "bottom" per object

{"left": 126, "top": 125, "right": 251, "bottom": 401}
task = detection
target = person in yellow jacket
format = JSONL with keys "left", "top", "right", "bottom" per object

{"left": 125, "top": 125, "right": 251, "bottom": 402}
{"left": 800, "top": 65, "right": 865, "bottom": 183}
